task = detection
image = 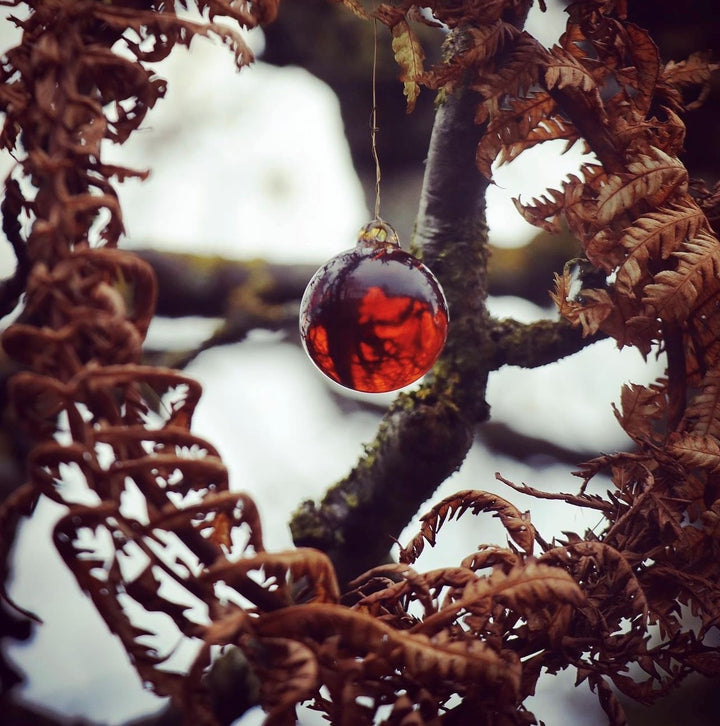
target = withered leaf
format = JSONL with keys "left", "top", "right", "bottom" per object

{"left": 684, "top": 370, "right": 720, "bottom": 439}
{"left": 624, "top": 22, "right": 660, "bottom": 113}
{"left": 390, "top": 18, "right": 425, "bottom": 113}
{"left": 612, "top": 383, "right": 665, "bottom": 442}
{"left": 669, "top": 433, "right": 720, "bottom": 472}
{"left": 244, "top": 637, "right": 318, "bottom": 726}
{"left": 399, "top": 490, "right": 535, "bottom": 564}
{"left": 545, "top": 45, "right": 598, "bottom": 93}
{"left": 643, "top": 230, "right": 720, "bottom": 322}
{"left": 615, "top": 200, "right": 706, "bottom": 297}
{"left": 662, "top": 50, "right": 720, "bottom": 109}
{"left": 595, "top": 148, "right": 688, "bottom": 226}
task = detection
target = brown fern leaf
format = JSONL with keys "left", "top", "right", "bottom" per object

{"left": 540, "top": 541, "right": 649, "bottom": 625}
{"left": 663, "top": 50, "right": 719, "bottom": 88}
{"left": 550, "top": 263, "right": 655, "bottom": 349}
{"left": 574, "top": 287, "right": 616, "bottom": 337}
{"left": 611, "top": 383, "right": 666, "bottom": 442}
{"left": 645, "top": 106, "right": 686, "bottom": 157}
{"left": 473, "top": 32, "right": 542, "bottom": 103}
{"left": 550, "top": 269, "right": 584, "bottom": 325}
{"left": 643, "top": 230, "right": 720, "bottom": 322}
{"left": 52, "top": 504, "right": 199, "bottom": 702}
{"left": 669, "top": 433, "right": 720, "bottom": 473}
{"left": 585, "top": 228, "right": 626, "bottom": 271}
{"left": 202, "top": 549, "right": 341, "bottom": 605}
{"left": 94, "top": 3, "right": 256, "bottom": 68}
{"left": 551, "top": 267, "right": 616, "bottom": 337}
{"left": 476, "top": 91, "right": 558, "bottom": 178}
{"left": 383, "top": 692, "right": 437, "bottom": 726}
{"left": 398, "top": 490, "right": 535, "bottom": 564}
{"left": 255, "top": 604, "right": 522, "bottom": 695}
{"left": 661, "top": 50, "right": 720, "bottom": 110}
{"left": 244, "top": 636, "right": 318, "bottom": 726}
{"left": 623, "top": 22, "right": 661, "bottom": 115}
{"left": 515, "top": 163, "right": 604, "bottom": 236}
{"left": 489, "top": 559, "right": 587, "bottom": 613}
{"left": 545, "top": 45, "right": 600, "bottom": 94}
{"left": 684, "top": 370, "right": 720, "bottom": 439}
{"left": 615, "top": 200, "right": 707, "bottom": 297}
{"left": 390, "top": 16, "right": 425, "bottom": 113}
{"left": 465, "top": 20, "right": 520, "bottom": 67}
{"left": 151, "top": 490, "right": 265, "bottom": 554}
{"left": 646, "top": 562, "right": 720, "bottom": 636}
{"left": 514, "top": 188, "right": 567, "bottom": 233}
{"left": 683, "top": 284, "right": 720, "bottom": 384}
{"left": 411, "top": 561, "right": 585, "bottom": 637}
{"left": 499, "top": 115, "right": 581, "bottom": 168}
{"left": 497, "top": 472, "right": 614, "bottom": 514}
{"left": 426, "top": 20, "right": 518, "bottom": 93}
{"left": 349, "top": 563, "right": 445, "bottom": 621}
{"left": 460, "top": 544, "right": 523, "bottom": 573}
{"left": 595, "top": 148, "right": 688, "bottom": 227}
{"left": 689, "top": 178, "right": 720, "bottom": 235}
{"left": 588, "top": 674, "right": 629, "bottom": 726}
{"left": 557, "top": 20, "right": 590, "bottom": 61}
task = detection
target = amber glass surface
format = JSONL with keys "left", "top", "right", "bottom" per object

{"left": 299, "top": 241, "right": 449, "bottom": 393}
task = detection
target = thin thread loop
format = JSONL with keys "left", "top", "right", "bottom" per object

{"left": 371, "top": 17, "right": 382, "bottom": 219}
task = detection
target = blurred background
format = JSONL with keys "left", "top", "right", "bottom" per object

{"left": 1, "top": 1, "right": 719, "bottom": 724}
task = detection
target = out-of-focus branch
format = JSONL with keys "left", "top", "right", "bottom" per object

{"left": 135, "top": 227, "right": 576, "bottom": 321}
{"left": 136, "top": 250, "right": 307, "bottom": 369}
{"left": 133, "top": 249, "right": 315, "bottom": 319}
{"left": 137, "top": 240, "right": 601, "bottom": 383}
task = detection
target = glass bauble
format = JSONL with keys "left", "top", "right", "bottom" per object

{"left": 299, "top": 219, "right": 449, "bottom": 393}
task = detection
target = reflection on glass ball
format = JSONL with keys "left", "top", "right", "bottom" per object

{"left": 299, "top": 219, "right": 449, "bottom": 393}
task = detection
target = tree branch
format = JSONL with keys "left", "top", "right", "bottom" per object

{"left": 133, "top": 249, "right": 315, "bottom": 319}
{"left": 489, "top": 317, "right": 607, "bottom": 370}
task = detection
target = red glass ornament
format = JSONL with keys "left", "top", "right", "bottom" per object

{"left": 299, "top": 219, "right": 449, "bottom": 393}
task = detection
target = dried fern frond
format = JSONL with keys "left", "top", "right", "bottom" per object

{"left": 643, "top": 230, "right": 720, "bottom": 322}
{"left": 398, "top": 489, "right": 535, "bottom": 565}
{"left": 683, "top": 370, "right": 720, "bottom": 438}
{"left": 615, "top": 200, "right": 707, "bottom": 297}
{"left": 595, "top": 148, "right": 688, "bottom": 227}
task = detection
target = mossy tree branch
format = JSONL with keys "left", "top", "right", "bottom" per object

{"left": 489, "top": 317, "right": 607, "bottom": 369}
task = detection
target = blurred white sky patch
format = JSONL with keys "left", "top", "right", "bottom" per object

{"left": 487, "top": 296, "right": 664, "bottom": 453}
{"left": 486, "top": 138, "right": 595, "bottom": 248}
{"left": 485, "top": 0, "right": 590, "bottom": 249}
{"left": 525, "top": 0, "right": 569, "bottom": 48}
{"left": 105, "top": 34, "right": 368, "bottom": 263}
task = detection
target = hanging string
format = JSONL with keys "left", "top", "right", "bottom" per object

{"left": 371, "top": 17, "right": 382, "bottom": 220}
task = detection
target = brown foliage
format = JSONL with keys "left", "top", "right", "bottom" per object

{"left": 2, "top": 1, "right": 720, "bottom": 726}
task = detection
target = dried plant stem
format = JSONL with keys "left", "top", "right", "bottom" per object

{"left": 371, "top": 17, "right": 382, "bottom": 219}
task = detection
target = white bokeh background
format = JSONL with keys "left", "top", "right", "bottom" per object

{"left": 1, "top": 4, "right": 664, "bottom": 725}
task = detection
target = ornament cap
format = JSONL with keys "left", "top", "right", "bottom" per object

{"left": 357, "top": 217, "right": 400, "bottom": 249}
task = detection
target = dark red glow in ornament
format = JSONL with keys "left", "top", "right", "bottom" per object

{"left": 299, "top": 219, "right": 449, "bottom": 393}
